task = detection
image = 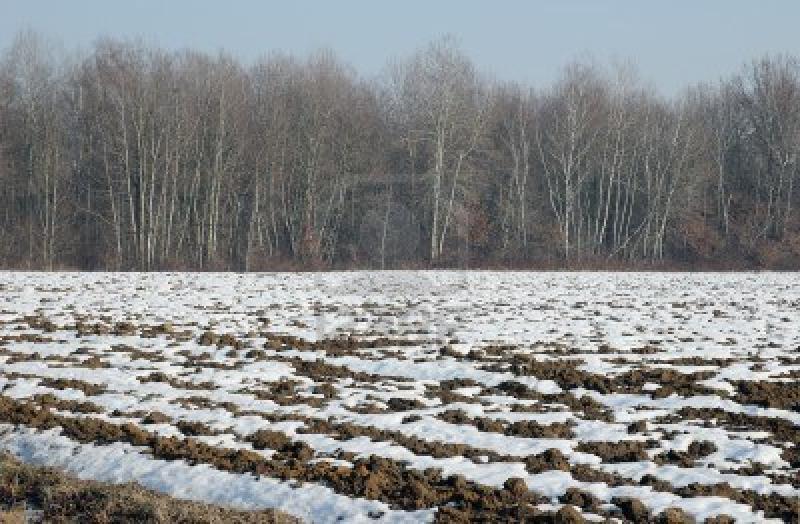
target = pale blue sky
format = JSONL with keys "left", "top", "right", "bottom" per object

{"left": 1, "top": 1, "right": 799, "bottom": 95}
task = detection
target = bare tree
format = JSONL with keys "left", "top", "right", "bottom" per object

{"left": 393, "top": 36, "right": 487, "bottom": 263}
{"left": 1, "top": 31, "right": 799, "bottom": 270}
{"left": 535, "top": 62, "right": 608, "bottom": 261}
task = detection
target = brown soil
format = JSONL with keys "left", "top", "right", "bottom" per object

{"left": 138, "top": 372, "right": 216, "bottom": 391}
{"left": 174, "top": 420, "right": 219, "bottom": 437}
{"left": 262, "top": 333, "right": 421, "bottom": 357}
{"left": 1, "top": 348, "right": 111, "bottom": 369}
{"left": 275, "top": 356, "right": 412, "bottom": 384}
{"left": 657, "top": 507, "right": 694, "bottom": 524}
{"left": 141, "top": 412, "right": 172, "bottom": 425}
{"left": 245, "top": 430, "right": 314, "bottom": 461}
{"left": 311, "top": 382, "right": 337, "bottom": 399}
{"left": 434, "top": 501, "right": 589, "bottom": 523}
{"left": 655, "top": 440, "right": 718, "bottom": 467}
{"left": 731, "top": 380, "right": 800, "bottom": 411}
{"left": 385, "top": 397, "right": 426, "bottom": 411}
{"left": 108, "top": 344, "right": 169, "bottom": 363}
{"left": 481, "top": 356, "right": 721, "bottom": 399}
{"left": 198, "top": 331, "right": 243, "bottom": 350}
{"left": 575, "top": 440, "right": 651, "bottom": 463}
{"left": 558, "top": 487, "right": 604, "bottom": 513}
{"left": 30, "top": 393, "right": 104, "bottom": 414}
{"left": 424, "top": 381, "right": 483, "bottom": 405}
{"left": 611, "top": 496, "right": 650, "bottom": 522}
{"left": 170, "top": 396, "right": 242, "bottom": 414}
{"left": 38, "top": 378, "right": 106, "bottom": 397}
{"left": 237, "top": 383, "right": 327, "bottom": 409}
{"left": 484, "top": 381, "right": 615, "bottom": 422}
{"left": 644, "top": 357, "right": 736, "bottom": 367}
{"left": 438, "top": 409, "right": 575, "bottom": 439}
{"left": 175, "top": 352, "right": 241, "bottom": 370}
{"left": 0, "top": 333, "right": 56, "bottom": 345}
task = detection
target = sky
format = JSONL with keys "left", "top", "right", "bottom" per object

{"left": 1, "top": 1, "right": 800, "bottom": 96}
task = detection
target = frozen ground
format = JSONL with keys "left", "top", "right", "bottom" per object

{"left": 0, "top": 271, "right": 798, "bottom": 522}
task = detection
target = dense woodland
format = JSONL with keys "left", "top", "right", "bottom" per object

{"left": 2, "top": 32, "right": 800, "bottom": 270}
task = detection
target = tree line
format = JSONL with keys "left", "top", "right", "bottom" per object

{"left": 1, "top": 31, "right": 799, "bottom": 270}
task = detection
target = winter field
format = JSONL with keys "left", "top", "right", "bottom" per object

{"left": 0, "top": 271, "right": 798, "bottom": 523}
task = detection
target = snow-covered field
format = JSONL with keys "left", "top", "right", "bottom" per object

{"left": 0, "top": 271, "right": 798, "bottom": 523}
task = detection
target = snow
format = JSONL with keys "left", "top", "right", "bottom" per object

{"left": 0, "top": 271, "right": 798, "bottom": 522}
